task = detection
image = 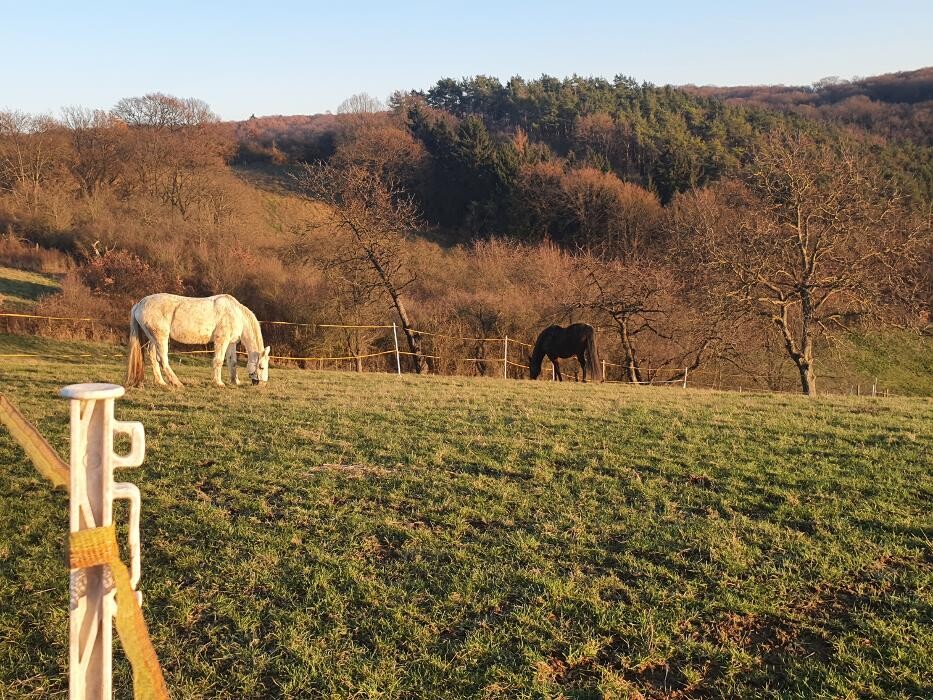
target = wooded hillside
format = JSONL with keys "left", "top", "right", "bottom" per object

{"left": 1, "top": 71, "right": 930, "bottom": 395}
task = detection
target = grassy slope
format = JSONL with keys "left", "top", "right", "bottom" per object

{"left": 0, "top": 335, "right": 931, "bottom": 699}
{"left": 0, "top": 267, "right": 60, "bottom": 312}
{"left": 831, "top": 332, "right": 933, "bottom": 397}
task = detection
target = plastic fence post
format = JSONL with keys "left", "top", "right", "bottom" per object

{"left": 392, "top": 323, "right": 401, "bottom": 376}
{"left": 503, "top": 336, "right": 508, "bottom": 379}
{"left": 61, "top": 383, "right": 145, "bottom": 700}
{"left": 683, "top": 367, "right": 688, "bottom": 389}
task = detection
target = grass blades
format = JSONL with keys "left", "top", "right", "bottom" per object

{"left": 1, "top": 335, "right": 931, "bottom": 699}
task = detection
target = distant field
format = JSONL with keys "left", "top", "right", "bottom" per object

{"left": 0, "top": 334, "right": 931, "bottom": 699}
{"left": 0, "top": 266, "right": 60, "bottom": 311}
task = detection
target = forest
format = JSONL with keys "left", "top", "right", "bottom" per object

{"left": 1, "top": 69, "right": 930, "bottom": 395}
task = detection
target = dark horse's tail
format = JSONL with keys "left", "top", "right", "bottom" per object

{"left": 585, "top": 325, "right": 603, "bottom": 382}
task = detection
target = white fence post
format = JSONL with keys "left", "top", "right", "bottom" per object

{"left": 61, "top": 383, "right": 145, "bottom": 700}
{"left": 503, "top": 336, "right": 509, "bottom": 379}
{"left": 872, "top": 378, "right": 877, "bottom": 398}
{"left": 683, "top": 367, "right": 688, "bottom": 389}
{"left": 602, "top": 359, "right": 606, "bottom": 382}
{"left": 551, "top": 360, "right": 555, "bottom": 381}
{"left": 392, "top": 322, "right": 401, "bottom": 376}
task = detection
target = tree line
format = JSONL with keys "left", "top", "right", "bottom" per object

{"left": 1, "top": 78, "right": 930, "bottom": 395}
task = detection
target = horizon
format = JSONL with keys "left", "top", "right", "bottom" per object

{"left": 2, "top": 1, "right": 932, "bottom": 120}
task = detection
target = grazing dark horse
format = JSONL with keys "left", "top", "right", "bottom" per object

{"left": 529, "top": 323, "right": 603, "bottom": 382}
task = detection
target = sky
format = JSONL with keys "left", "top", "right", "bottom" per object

{"left": 2, "top": 1, "right": 931, "bottom": 121}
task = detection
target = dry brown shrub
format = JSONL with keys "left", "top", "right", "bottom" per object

{"left": 32, "top": 272, "right": 117, "bottom": 341}
{"left": 0, "top": 232, "right": 71, "bottom": 273}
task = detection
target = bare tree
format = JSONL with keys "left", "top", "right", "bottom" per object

{"left": 112, "top": 93, "right": 217, "bottom": 128}
{"left": 0, "top": 111, "right": 69, "bottom": 211}
{"left": 61, "top": 107, "right": 129, "bottom": 196}
{"left": 292, "top": 162, "right": 429, "bottom": 372}
{"left": 337, "top": 93, "right": 385, "bottom": 116}
{"left": 674, "top": 131, "right": 928, "bottom": 396}
{"left": 110, "top": 94, "right": 232, "bottom": 218}
{"left": 577, "top": 256, "right": 719, "bottom": 383}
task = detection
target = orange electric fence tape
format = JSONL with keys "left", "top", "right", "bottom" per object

{"left": 0, "top": 312, "right": 102, "bottom": 322}
{"left": 70, "top": 525, "right": 170, "bottom": 700}
{"left": 0, "top": 394, "right": 170, "bottom": 700}
{"left": 0, "top": 395, "right": 70, "bottom": 489}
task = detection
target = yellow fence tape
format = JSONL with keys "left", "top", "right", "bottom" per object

{"left": 70, "top": 525, "right": 170, "bottom": 700}
{"left": 0, "top": 395, "right": 69, "bottom": 490}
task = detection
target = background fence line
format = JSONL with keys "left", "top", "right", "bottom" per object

{"left": 0, "top": 312, "right": 894, "bottom": 396}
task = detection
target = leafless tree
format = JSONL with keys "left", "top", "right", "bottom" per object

{"left": 109, "top": 94, "right": 232, "bottom": 218}
{"left": 61, "top": 107, "right": 129, "bottom": 196}
{"left": 337, "top": 93, "right": 385, "bottom": 116}
{"left": 112, "top": 93, "right": 217, "bottom": 128}
{"left": 292, "top": 162, "right": 429, "bottom": 372}
{"left": 0, "top": 111, "right": 69, "bottom": 211}
{"left": 674, "top": 131, "right": 928, "bottom": 396}
{"left": 577, "top": 256, "right": 719, "bottom": 383}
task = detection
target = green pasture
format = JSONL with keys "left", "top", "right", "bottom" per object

{"left": 0, "top": 267, "right": 60, "bottom": 312}
{"left": 0, "top": 335, "right": 931, "bottom": 699}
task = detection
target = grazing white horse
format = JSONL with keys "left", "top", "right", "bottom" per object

{"left": 126, "top": 293, "right": 270, "bottom": 388}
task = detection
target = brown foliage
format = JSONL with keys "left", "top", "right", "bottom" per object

{"left": 0, "top": 231, "right": 71, "bottom": 273}
{"left": 517, "top": 163, "right": 661, "bottom": 259}
{"left": 669, "top": 131, "right": 929, "bottom": 394}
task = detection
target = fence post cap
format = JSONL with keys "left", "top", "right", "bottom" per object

{"left": 60, "top": 383, "right": 125, "bottom": 400}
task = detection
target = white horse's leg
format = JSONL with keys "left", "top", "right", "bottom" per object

{"left": 147, "top": 343, "right": 167, "bottom": 386}
{"left": 159, "top": 338, "right": 183, "bottom": 387}
{"left": 226, "top": 342, "right": 240, "bottom": 385}
{"left": 211, "top": 340, "right": 226, "bottom": 387}
{"left": 138, "top": 324, "right": 168, "bottom": 386}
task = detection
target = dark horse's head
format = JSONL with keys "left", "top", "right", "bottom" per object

{"left": 528, "top": 332, "right": 548, "bottom": 379}
{"left": 528, "top": 351, "right": 543, "bottom": 379}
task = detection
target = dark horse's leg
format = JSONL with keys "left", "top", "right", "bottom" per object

{"left": 551, "top": 356, "right": 562, "bottom": 381}
{"left": 578, "top": 351, "right": 587, "bottom": 382}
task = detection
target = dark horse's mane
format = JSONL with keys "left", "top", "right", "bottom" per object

{"left": 529, "top": 323, "right": 603, "bottom": 382}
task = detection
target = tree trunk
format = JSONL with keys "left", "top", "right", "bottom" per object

{"left": 775, "top": 303, "right": 818, "bottom": 397}
{"left": 619, "top": 320, "right": 643, "bottom": 383}
{"left": 361, "top": 246, "right": 429, "bottom": 374}
{"left": 798, "top": 361, "right": 816, "bottom": 396}
{"left": 392, "top": 292, "right": 428, "bottom": 374}
{"left": 798, "top": 289, "right": 816, "bottom": 397}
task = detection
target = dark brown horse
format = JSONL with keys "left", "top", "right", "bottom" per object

{"left": 529, "top": 323, "right": 603, "bottom": 382}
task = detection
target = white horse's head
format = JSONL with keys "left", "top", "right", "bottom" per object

{"left": 247, "top": 346, "right": 271, "bottom": 385}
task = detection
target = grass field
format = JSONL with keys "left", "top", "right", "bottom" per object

{"left": 1, "top": 334, "right": 931, "bottom": 699}
{"left": 0, "top": 267, "right": 60, "bottom": 312}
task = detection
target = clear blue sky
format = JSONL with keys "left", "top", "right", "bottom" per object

{"left": 2, "top": 1, "right": 930, "bottom": 120}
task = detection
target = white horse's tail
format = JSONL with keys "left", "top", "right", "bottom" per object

{"left": 126, "top": 307, "right": 145, "bottom": 388}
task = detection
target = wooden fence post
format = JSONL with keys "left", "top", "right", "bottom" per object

{"left": 62, "top": 383, "right": 145, "bottom": 700}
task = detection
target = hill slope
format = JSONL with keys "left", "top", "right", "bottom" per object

{"left": 1, "top": 336, "right": 930, "bottom": 698}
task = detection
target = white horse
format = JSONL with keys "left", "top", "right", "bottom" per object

{"left": 126, "top": 293, "right": 270, "bottom": 388}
